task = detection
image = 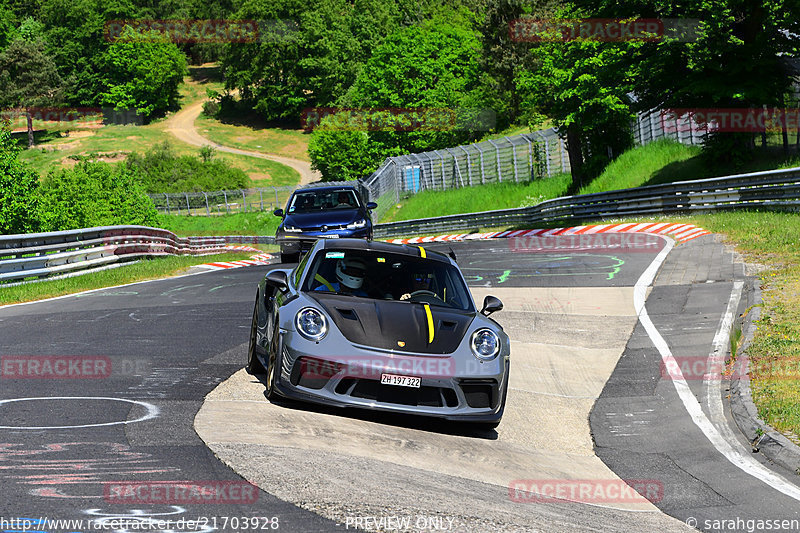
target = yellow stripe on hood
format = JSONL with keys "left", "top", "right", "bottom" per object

{"left": 423, "top": 303, "right": 434, "bottom": 344}
{"left": 418, "top": 246, "right": 426, "bottom": 258}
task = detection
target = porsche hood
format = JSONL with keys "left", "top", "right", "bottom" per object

{"left": 310, "top": 294, "right": 473, "bottom": 354}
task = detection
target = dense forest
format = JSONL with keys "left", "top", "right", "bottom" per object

{"left": 1, "top": 0, "right": 799, "bottom": 233}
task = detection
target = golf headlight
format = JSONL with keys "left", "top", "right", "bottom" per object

{"left": 471, "top": 328, "right": 500, "bottom": 360}
{"left": 346, "top": 219, "right": 367, "bottom": 229}
{"left": 284, "top": 225, "right": 302, "bottom": 233}
{"left": 295, "top": 308, "right": 327, "bottom": 341}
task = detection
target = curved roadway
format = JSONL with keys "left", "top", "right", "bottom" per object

{"left": 0, "top": 234, "right": 798, "bottom": 532}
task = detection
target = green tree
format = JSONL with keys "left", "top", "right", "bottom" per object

{"left": 0, "top": 122, "right": 40, "bottom": 234}
{"left": 220, "top": 0, "right": 307, "bottom": 121}
{"left": 0, "top": 38, "right": 64, "bottom": 147}
{"left": 581, "top": 0, "right": 800, "bottom": 163}
{"left": 0, "top": 2, "right": 18, "bottom": 49}
{"left": 220, "top": 0, "right": 416, "bottom": 122}
{"left": 516, "top": 35, "right": 637, "bottom": 188}
{"left": 40, "top": 0, "right": 137, "bottom": 107}
{"left": 100, "top": 26, "right": 187, "bottom": 118}
{"left": 308, "top": 120, "right": 389, "bottom": 181}
{"left": 38, "top": 160, "right": 158, "bottom": 231}
{"left": 344, "top": 16, "right": 488, "bottom": 154}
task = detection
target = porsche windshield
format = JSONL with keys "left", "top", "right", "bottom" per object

{"left": 288, "top": 190, "right": 360, "bottom": 213}
{"left": 302, "top": 249, "right": 474, "bottom": 311}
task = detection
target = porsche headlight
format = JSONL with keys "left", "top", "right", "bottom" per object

{"left": 471, "top": 328, "right": 500, "bottom": 360}
{"left": 346, "top": 219, "right": 367, "bottom": 229}
{"left": 295, "top": 308, "right": 328, "bottom": 341}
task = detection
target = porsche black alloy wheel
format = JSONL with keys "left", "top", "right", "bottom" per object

{"left": 246, "top": 301, "right": 266, "bottom": 375}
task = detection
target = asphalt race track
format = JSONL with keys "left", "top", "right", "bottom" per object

{"left": 1, "top": 233, "right": 799, "bottom": 532}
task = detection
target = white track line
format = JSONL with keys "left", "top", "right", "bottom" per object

{"left": 636, "top": 238, "right": 800, "bottom": 501}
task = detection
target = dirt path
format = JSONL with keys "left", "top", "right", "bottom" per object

{"left": 164, "top": 100, "right": 319, "bottom": 186}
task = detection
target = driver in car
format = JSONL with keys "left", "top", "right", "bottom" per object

{"left": 335, "top": 191, "right": 352, "bottom": 207}
{"left": 400, "top": 271, "right": 435, "bottom": 300}
{"left": 314, "top": 257, "right": 369, "bottom": 297}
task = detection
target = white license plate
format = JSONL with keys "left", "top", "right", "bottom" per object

{"left": 380, "top": 373, "right": 421, "bottom": 388}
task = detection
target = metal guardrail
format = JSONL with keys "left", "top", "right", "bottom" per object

{"left": 0, "top": 226, "right": 274, "bottom": 284}
{"left": 372, "top": 166, "right": 800, "bottom": 239}
{"left": 3, "top": 166, "right": 799, "bottom": 285}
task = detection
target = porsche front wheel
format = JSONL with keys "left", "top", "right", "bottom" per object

{"left": 246, "top": 301, "right": 266, "bottom": 375}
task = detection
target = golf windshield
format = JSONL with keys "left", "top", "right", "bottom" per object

{"left": 302, "top": 249, "right": 474, "bottom": 311}
{"left": 288, "top": 190, "right": 360, "bottom": 213}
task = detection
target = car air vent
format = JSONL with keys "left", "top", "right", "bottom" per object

{"left": 439, "top": 320, "right": 458, "bottom": 330}
{"left": 337, "top": 308, "right": 358, "bottom": 321}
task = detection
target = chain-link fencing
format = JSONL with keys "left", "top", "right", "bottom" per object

{"left": 148, "top": 186, "right": 295, "bottom": 216}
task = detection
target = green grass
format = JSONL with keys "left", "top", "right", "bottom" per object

{"left": 379, "top": 174, "right": 572, "bottom": 223}
{"left": 0, "top": 251, "right": 260, "bottom": 306}
{"left": 157, "top": 212, "right": 282, "bottom": 237}
{"left": 13, "top": 65, "right": 301, "bottom": 187}
{"left": 195, "top": 113, "right": 311, "bottom": 162}
{"left": 578, "top": 139, "right": 704, "bottom": 194}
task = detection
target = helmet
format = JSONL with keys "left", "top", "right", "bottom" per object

{"left": 336, "top": 257, "right": 366, "bottom": 289}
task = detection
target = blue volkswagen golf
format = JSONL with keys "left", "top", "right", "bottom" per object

{"left": 274, "top": 185, "right": 378, "bottom": 263}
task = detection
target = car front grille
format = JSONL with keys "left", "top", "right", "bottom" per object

{"left": 335, "top": 378, "right": 459, "bottom": 408}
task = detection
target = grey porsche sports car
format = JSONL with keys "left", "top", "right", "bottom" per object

{"left": 246, "top": 238, "right": 510, "bottom": 427}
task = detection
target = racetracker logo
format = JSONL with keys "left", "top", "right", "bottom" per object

{"left": 509, "top": 18, "right": 699, "bottom": 42}
{"left": 104, "top": 481, "right": 259, "bottom": 504}
{"left": 298, "top": 356, "right": 458, "bottom": 380}
{"left": 661, "top": 356, "right": 800, "bottom": 381}
{"left": 661, "top": 108, "right": 800, "bottom": 133}
{"left": 509, "top": 479, "right": 663, "bottom": 503}
{"left": 1, "top": 356, "right": 112, "bottom": 379}
{"left": 300, "top": 107, "right": 496, "bottom": 132}
{"left": 509, "top": 233, "right": 662, "bottom": 253}
{"left": 104, "top": 19, "right": 260, "bottom": 43}
{"left": 1, "top": 107, "right": 102, "bottom": 126}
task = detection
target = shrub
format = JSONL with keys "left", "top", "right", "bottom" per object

{"left": 38, "top": 160, "right": 158, "bottom": 231}
{"left": 125, "top": 141, "right": 251, "bottom": 193}
{"left": 0, "top": 125, "right": 40, "bottom": 234}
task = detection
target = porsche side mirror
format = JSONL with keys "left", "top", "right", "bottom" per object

{"left": 366, "top": 202, "right": 378, "bottom": 210}
{"left": 273, "top": 208, "right": 284, "bottom": 217}
{"left": 481, "top": 295, "right": 503, "bottom": 316}
{"left": 265, "top": 270, "right": 289, "bottom": 291}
